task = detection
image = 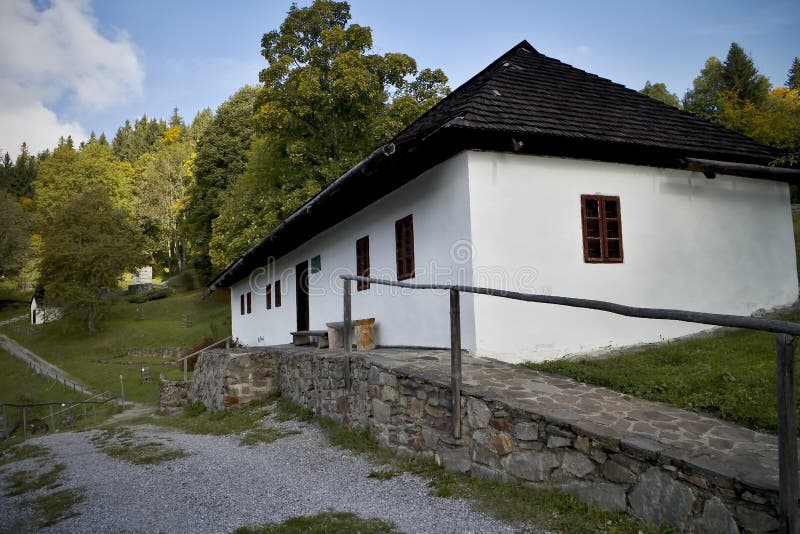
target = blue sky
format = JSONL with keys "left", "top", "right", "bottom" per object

{"left": 1, "top": 0, "right": 798, "bottom": 156}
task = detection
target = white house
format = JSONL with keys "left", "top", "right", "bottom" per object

{"left": 207, "top": 41, "right": 799, "bottom": 363}
{"left": 30, "top": 288, "right": 61, "bottom": 325}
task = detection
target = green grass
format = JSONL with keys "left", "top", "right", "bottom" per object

{"left": 147, "top": 401, "right": 273, "bottom": 436}
{"left": 526, "top": 312, "right": 800, "bottom": 434}
{"left": 4, "top": 464, "right": 65, "bottom": 496}
{"left": 239, "top": 427, "right": 301, "bottom": 447}
{"left": 26, "top": 487, "right": 86, "bottom": 528}
{"left": 90, "top": 427, "right": 189, "bottom": 465}
{"left": 233, "top": 511, "right": 399, "bottom": 534}
{"left": 0, "top": 289, "right": 230, "bottom": 404}
{"left": 0, "top": 444, "right": 49, "bottom": 467}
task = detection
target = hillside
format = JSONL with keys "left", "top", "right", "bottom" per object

{"left": 0, "top": 289, "right": 230, "bottom": 404}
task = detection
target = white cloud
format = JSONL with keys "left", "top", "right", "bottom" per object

{"left": 0, "top": 0, "right": 143, "bottom": 157}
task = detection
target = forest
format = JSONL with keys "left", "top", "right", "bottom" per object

{"left": 0, "top": 0, "right": 798, "bottom": 332}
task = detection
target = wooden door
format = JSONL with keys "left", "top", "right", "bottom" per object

{"left": 295, "top": 260, "right": 309, "bottom": 331}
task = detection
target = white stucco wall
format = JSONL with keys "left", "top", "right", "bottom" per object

{"left": 230, "top": 153, "right": 476, "bottom": 350}
{"left": 467, "top": 151, "right": 798, "bottom": 362}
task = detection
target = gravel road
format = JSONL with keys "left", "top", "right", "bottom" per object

{"left": 0, "top": 418, "right": 515, "bottom": 533}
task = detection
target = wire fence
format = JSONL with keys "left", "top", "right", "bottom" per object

{"left": 1, "top": 392, "right": 117, "bottom": 440}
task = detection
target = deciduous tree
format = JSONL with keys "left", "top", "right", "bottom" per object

{"left": 639, "top": 81, "right": 681, "bottom": 108}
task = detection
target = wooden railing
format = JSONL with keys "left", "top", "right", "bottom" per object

{"left": 1, "top": 392, "right": 116, "bottom": 440}
{"left": 340, "top": 274, "right": 800, "bottom": 533}
{"left": 175, "top": 336, "right": 232, "bottom": 380}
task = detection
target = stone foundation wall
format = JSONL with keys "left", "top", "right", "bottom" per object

{"left": 158, "top": 380, "right": 189, "bottom": 415}
{"left": 187, "top": 348, "right": 780, "bottom": 533}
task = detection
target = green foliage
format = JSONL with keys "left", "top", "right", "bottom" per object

{"left": 27, "top": 488, "right": 85, "bottom": 528}
{"left": 4, "top": 464, "right": 65, "bottom": 496}
{"left": 789, "top": 57, "right": 800, "bottom": 91}
{"left": 35, "top": 142, "right": 135, "bottom": 222}
{"left": 683, "top": 56, "right": 726, "bottom": 119}
{"left": 274, "top": 396, "right": 315, "bottom": 422}
{"left": 150, "top": 400, "right": 271, "bottom": 435}
{"left": 723, "top": 42, "right": 770, "bottom": 105}
{"left": 0, "top": 189, "right": 33, "bottom": 279}
{"left": 183, "top": 86, "right": 257, "bottom": 277}
{"left": 0, "top": 444, "right": 49, "bottom": 467}
{"left": 639, "top": 81, "right": 681, "bottom": 108}
{"left": 126, "top": 287, "right": 172, "bottom": 303}
{"left": 91, "top": 427, "right": 189, "bottom": 465}
{"left": 39, "top": 189, "right": 144, "bottom": 333}
{"left": 718, "top": 87, "right": 800, "bottom": 152}
{"left": 112, "top": 116, "right": 167, "bottom": 163}
{"left": 209, "top": 0, "right": 449, "bottom": 269}
{"left": 234, "top": 511, "right": 399, "bottom": 534}
{"left": 0, "top": 143, "right": 37, "bottom": 200}
{"left": 184, "top": 401, "right": 208, "bottom": 417}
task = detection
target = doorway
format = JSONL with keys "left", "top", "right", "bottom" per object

{"left": 295, "top": 260, "right": 309, "bottom": 331}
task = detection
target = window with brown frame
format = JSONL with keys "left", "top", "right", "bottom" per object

{"left": 240, "top": 294, "right": 245, "bottom": 315}
{"left": 266, "top": 284, "right": 272, "bottom": 310}
{"left": 356, "top": 236, "right": 370, "bottom": 291}
{"left": 395, "top": 215, "right": 415, "bottom": 281}
{"left": 275, "top": 280, "right": 281, "bottom": 307}
{"left": 246, "top": 291, "right": 252, "bottom": 313}
{"left": 581, "top": 195, "right": 623, "bottom": 263}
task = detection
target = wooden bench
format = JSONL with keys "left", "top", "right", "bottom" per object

{"left": 290, "top": 330, "right": 329, "bottom": 348}
{"left": 326, "top": 318, "right": 376, "bottom": 351}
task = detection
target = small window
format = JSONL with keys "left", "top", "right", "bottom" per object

{"left": 275, "top": 280, "right": 281, "bottom": 307}
{"left": 581, "top": 195, "right": 623, "bottom": 263}
{"left": 240, "top": 294, "right": 245, "bottom": 315}
{"left": 395, "top": 215, "right": 415, "bottom": 281}
{"left": 246, "top": 292, "right": 252, "bottom": 313}
{"left": 310, "top": 255, "right": 322, "bottom": 274}
{"left": 266, "top": 284, "right": 272, "bottom": 310}
{"left": 356, "top": 236, "right": 370, "bottom": 291}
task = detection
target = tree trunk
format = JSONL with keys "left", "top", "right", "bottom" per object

{"left": 87, "top": 303, "right": 97, "bottom": 334}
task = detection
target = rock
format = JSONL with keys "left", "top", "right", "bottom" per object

{"left": 575, "top": 435, "right": 590, "bottom": 453}
{"left": 590, "top": 448, "right": 607, "bottom": 464}
{"left": 602, "top": 460, "right": 638, "bottom": 484}
{"left": 695, "top": 497, "right": 738, "bottom": 534}
{"left": 513, "top": 422, "right": 539, "bottom": 441}
{"left": 372, "top": 398, "right": 391, "bottom": 423}
{"left": 381, "top": 385, "right": 398, "bottom": 402}
{"left": 734, "top": 506, "right": 779, "bottom": 533}
{"left": 501, "top": 451, "right": 559, "bottom": 481}
{"left": 421, "top": 427, "right": 443, "bottom": 449}
{"left": 741, "top": 491, "right": 768, "bottom": 505}
{"left": 471, "top": 464, "right": 512, "bottom": 483}
{"left": 490, "top": 433, "right": 515, "bottom": 455}
{"left": 547, "top": 435, "right": 571, "bottom": 448}
{"left": 472, "top": 444, "right": 500, "bottom": 467}
{"left": 437, "top": 448, "right": 471, "bottom": 473}
{"left": 546, "top": 424, "right": 575, "bottom": 438}
{"left": 425, "top": 404, "right": 446, "bottom": 418}
{"left": 467, "top": 398, "right": 492, "bottom": 429}
{"left": 562, "top": 451, "right": 595, "bottom": 478}
{"left": 368, "top": 366, "right": 380, "bottom": 384}
{"left": 223, "top": 395, "right": 239, "bottom": 407}
{"left": 561, "top": 481, "right": 627, "bottom": 512}
{"left": 629, "top": 468, "right": 694, "bottom": 530}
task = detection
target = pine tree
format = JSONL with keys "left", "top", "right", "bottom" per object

{"left": 788, "top": 57, "right": 800, "bottom": 91}
{"left": 723, "top": 42, "right": 770, "bottom": 104}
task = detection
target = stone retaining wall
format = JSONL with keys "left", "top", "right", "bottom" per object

{"left": 186, "top": 347, "right": 780, "bottom": 533}
{"left": 158, "top": 380, "right": 189, "bottom": 415}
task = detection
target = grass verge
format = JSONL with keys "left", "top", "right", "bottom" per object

{"left": 148, "top": 401, "right": 273, "bottom": 436}
{"left": 525, "top": 312, "right": 800, "bottom": 434}
{"left": 90, "top": 427, "right": 189, "bottom": 465}
{"left": 0, "top": 444, "right": 49, "bottom": 467}
{"left": 27, "top": 487, "right": 86, "bottom": 528}
{"left": 234, "top": 511, "right": 399, "bottom": 534}
{"left": 4, "top": 464, "right": 65, "bottom": 496}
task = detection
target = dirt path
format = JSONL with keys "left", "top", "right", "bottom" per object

{"left": 0, "top": 334, "right": 92, "bottom": 396}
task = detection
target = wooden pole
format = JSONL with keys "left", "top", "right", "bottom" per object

{"left": 1, "top": 404, "right": 7, "bottom": 439}
{"left": 49, "top": 405, "right": 55, "bottom": 432}
{"left": 777, "top": 334, "right": 798, "bottom": 534}
{"left": 342, "top": 278, "right": 352, "bottom": 389}
{"left": 450, "top": 289, "right": 462, "bottom": 439}
{"left": 22, "top": 407, "right": 27, "bottom": 439}
{"left": 82, "top": 404, "right": 87, "bottom": 424}
{"left": 183, "top": 358, "right": 188, "bottom": 381}
{"left": 119, "top": 375, "right": 125, "bottom": 410}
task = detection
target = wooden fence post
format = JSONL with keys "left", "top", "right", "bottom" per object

{"left": 22, "top": 407, "right": 27, "bottom": 439}
{"left": 1, "top": 404, "right": 7, "bottom": 439}
{"left": 342, "top": 278, "right": 352, "bottom": 389}
{"left": 777, "top": 333, "right": 798, "bottom": 534}
{"left": 49, "top": 405, "right": 55, "bottom": 432}
{"left": 183, "top": 358, "right": 188, "bottom": 381}
{"left": 119, "top": 375, "right": 125, "bottom": 410}
{"left": 450, "top": 289, "right": 462, "bottom": 439}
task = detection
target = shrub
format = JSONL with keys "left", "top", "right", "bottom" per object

{"left": 127, "top": 288, "right": 172, "bottom": 304}
{"left": 184, "top": 402, "right": 207, "bottom": 417}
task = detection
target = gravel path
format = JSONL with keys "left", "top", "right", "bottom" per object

{"left": 0, "top": 419, "right": 515, "bottom": 533}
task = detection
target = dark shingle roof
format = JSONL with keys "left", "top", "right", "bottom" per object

{"left": 208, "top": 40, "right": 787, "bottom": 290}
{"left": 393, "top": 40, "right": 779, "bottom": 162}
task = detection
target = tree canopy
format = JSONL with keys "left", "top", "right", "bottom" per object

{"left": 209, "top": 0, "right": 449, "bottom": 269}
{"left": 639, "top": 81, "right": 681, "bottom": 108}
